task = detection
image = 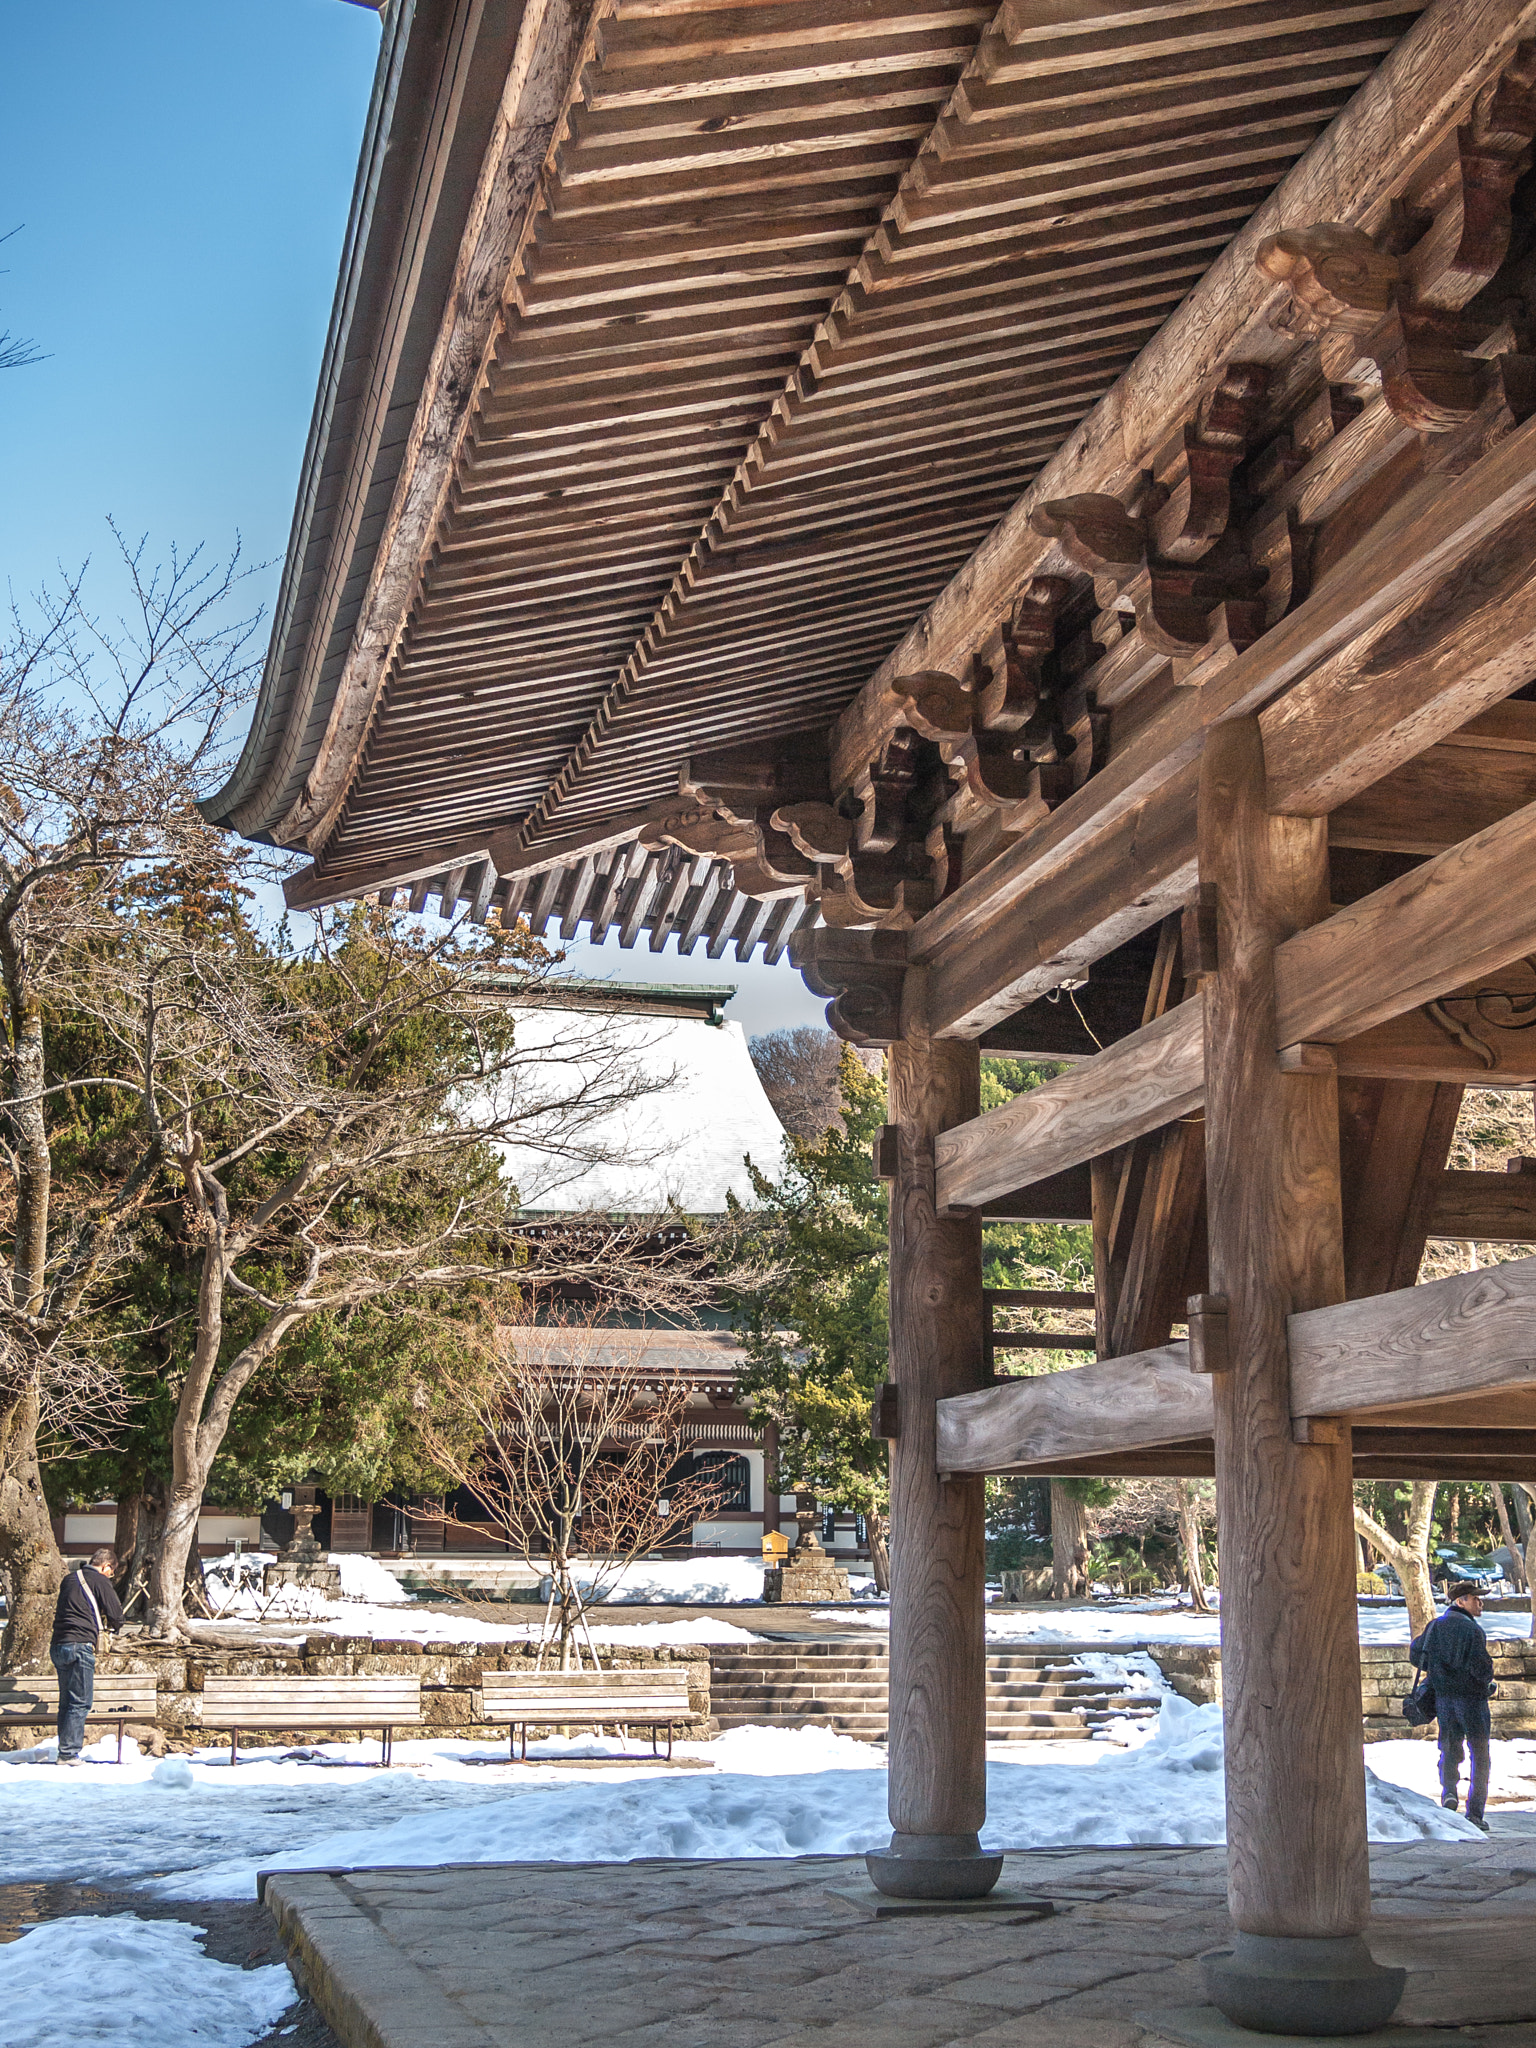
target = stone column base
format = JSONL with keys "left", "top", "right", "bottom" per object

{"left": 1201, "top": 1933, "right": 1406, "bottom": 2035}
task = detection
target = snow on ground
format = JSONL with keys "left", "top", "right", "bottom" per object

{"left": 821, "top": 1598, "right": 1536, "bottom": 1646}
{"left": 0, "top": 1915, "right": 295, "bottom": 2048}
{"left": 0, "top": 1703, "right": 1486, "bottom": 1912}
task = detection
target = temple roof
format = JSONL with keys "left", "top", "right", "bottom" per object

{"left": 205, "top": 0, "right": 1425, "bottom": 963}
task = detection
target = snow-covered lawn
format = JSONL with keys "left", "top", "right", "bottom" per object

{"left": 5, "top": 1629, "right": 1527, "bottom": 2048}
{"left": 0, "top": 1690, "right": 1494, "bottom": 1905}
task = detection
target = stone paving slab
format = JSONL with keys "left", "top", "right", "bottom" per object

{"left": 263, "top": 1840, "right": 1536, "bottom": 2048}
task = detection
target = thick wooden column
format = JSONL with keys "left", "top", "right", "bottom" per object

{"left": 868, "top": 971, "right": 996, "bottom": 1899}
{"left": 1199, "top": 720, "right": 1400, "bottom": 2030}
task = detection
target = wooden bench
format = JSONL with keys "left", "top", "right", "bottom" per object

{"left": 0, "top": 1673, "right": 159, "bottom": 1762}
{"left": 197, "top": 1674, "right": 422, "bottom": 1765}
{"left": 480, "top": 1669, "right": 693, "bottom": 1760}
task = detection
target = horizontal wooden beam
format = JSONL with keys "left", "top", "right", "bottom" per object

{"left": 1289, "top": 1247, "right": 1536, "bottom": 1416}
{"left": 1430, "top": 1169, "right": 1536, "bottom": 1241}
{"left": 936, "top": 1342, "right": 1211, "bottom": 1476}
{"left": 935, "top": 1003, "right": 1203, "bottom": 1213}
{"left": 940, "top": 1253, "right": 1536, "bottom": 1475}
{"left": 1276, "top": 797, "right": 1536, "bottom": 1046}
{"left": 1014, "top": 1437, "right": 1536, "bottom": 1480}
{"left": 1328, "top": 716, "right": 1536, "bottom": 856}
{"left": 937, "top": 789, "right": 1536, "bottom": 1209}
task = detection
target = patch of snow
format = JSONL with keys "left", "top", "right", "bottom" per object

{"left": 817, "top": 1599, "right": 1536, "bottom": 1647}
{"left": 599, "top": 1556, "right": 767, "bottom": 1604}
{"left": 0, "top": 1914, "right": 295, "bottom": 2048}
{"left": 334, "top": 1554, "right": 409, "bottom": 1604}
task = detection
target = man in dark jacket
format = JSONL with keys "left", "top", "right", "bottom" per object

{"left": 1410, "top": 1579, "right": 1496, "bottom": 1832}
{"left": 50, "top": 1547, "right": 124, "bottom": 1763}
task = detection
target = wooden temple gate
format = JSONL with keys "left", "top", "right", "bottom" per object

{"left": 211, "top": 0, "right": 1536, "bottom": 2027}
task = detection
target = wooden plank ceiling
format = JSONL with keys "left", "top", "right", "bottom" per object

{"left": 217, "top": 0, "right": 1423, "bottom": 955}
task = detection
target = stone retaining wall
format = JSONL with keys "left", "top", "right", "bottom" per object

{"left": 1148, "top": 1640, "right": 1536, "bottom": 1739}
{"left": 69, "top": 1635, "right": 712, "bottom": 1750}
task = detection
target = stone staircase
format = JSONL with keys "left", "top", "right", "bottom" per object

{"left": 708, "top": 1638, "right": 1160, "bottom": 1742}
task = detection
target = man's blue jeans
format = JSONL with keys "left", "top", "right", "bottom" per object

{"left": 51, "top": 1641, "right": 95, "bottom": 1758}
{"left": 1438, "top": 1692, "right": 1491, "bottom": 1822}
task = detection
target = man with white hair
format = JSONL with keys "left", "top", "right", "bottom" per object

{"left": 49, "top": 1546, "right": 124, "bottom": 1764}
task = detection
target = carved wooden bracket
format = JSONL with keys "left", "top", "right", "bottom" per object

{"left": 790, "top": 926, "right": 907, "bottom": 1045}
{"left": 1258, "top": 48, "right": 1536, "bottom": 451}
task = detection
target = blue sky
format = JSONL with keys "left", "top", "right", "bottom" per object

{"left": 2, "top": 0, "right": 823, "bottom": 1037}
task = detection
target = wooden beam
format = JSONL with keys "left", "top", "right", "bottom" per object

{"left": 917, "top": 412, "right": 1536, "bottom": 1041}
{"left": 935, "top": 1003, "right": 1204, "bottom": 1213}
{"left": 829, "top": 0, "right": 1536, "bottom": 799}
{"left": 935, "top": 1343, "right": 1212, "bottom": 1477}
{"left": 1431, "top": 1168, "right": 1536, "bottom": 1240}
{"left": 1328, "top": 718, "right": 1536, "bottom": 855}
{"left": 1339, "top": 1081, "right": 1463, "bottom": 1298}
{"left": 1275, "top": 793, "right": 1536, "bottom": 1045}
{"left": 937, "top": 792, "right": 1536, "bottom": 1211}
{"left": 1289, "top": 1246, "right": 1536, "bottom": 1416}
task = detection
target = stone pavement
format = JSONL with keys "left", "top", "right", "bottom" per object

{"left": 263, "top": 1830, "right": 1536, "bottom": 2048}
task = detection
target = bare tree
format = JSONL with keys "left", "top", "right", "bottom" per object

{"left": 1490, "top": 1481, "right": 1528, "bottom": 1594}
{"left": 71, "top": 902, "right": 704, "bottom": 1639}
{"left": 0, "top": 533, "right": 263, "bottom": 1667}
{"left": 1355, "top": 1482, "right": 1439, "bottom": 1639}
{"left": 748, "top": 1026, "right": 844, "bottom": 1141}
{"left": 419, "top": 1309, "right": 727, "bottom": 1667}
{"left": 1102, "top": 1478, "right": 1216, "bottom": 1611}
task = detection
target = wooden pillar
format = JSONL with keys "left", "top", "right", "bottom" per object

{"left": 868, "top": 971, "right": 996, "bottom": 1898}
{"left": 1199, "top": 719, "right": 1401, "bottom": 2029}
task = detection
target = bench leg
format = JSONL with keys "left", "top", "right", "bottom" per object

{"left": 116, "top": 1719, "right": 124, "bottom": 1766}
{"left": 667, "top": 1723, "right": 673, "bottom": 1761}
{"left": 230, "top": 1728, "right": 239, "bottom": 1767}
{"left": 381, "top": 1726, "right": 391, "bottom": 1768}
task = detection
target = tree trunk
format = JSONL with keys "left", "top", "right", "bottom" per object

{"left": 1175, "top": 1481, "right": 1212, "bottom": 1614}
{"left": 1354, "top": 1483, "right": 1438, "bottom": 1639}
{"left": 1491, "top": 1482, "right": 1526, "bottom": 1593}
{"left": 866, "top": 1511, "right": 890, "bottom": 1593}
{"left": 1050, "top": 1481, "right": 1089, "bottom": 1600}
{"left": 119, "top": 1476, "right": 166, "bottom": 1621}
{"left": 147, "top": 1475, "right": 207, "bottom": 1637}
{"left": 0, "top": 1392, "right": 63, "bottom": 1671}
{"left": 112, "top": 1490, "right": 143, "bottom": 1571}
{"left": 1520, "top": 1484, "right": 1536, "bottom": 1639}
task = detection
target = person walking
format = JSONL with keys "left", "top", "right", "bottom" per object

{"left": 1410, "top": 1579, "right": 1497, "bottom": 1832}
{"left": 50, "top": 1547, "right": 124, "bottom": 1764}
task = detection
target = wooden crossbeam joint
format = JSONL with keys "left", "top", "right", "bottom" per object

{"left": 1186, "top": 1294, "right": 1231, "bottom": 1375}
{"left": 1180, "top": 885, "right": 1219, "bottom": 981}
{"left": 871, "top": 1383, "right": 899, "bottom": 1441}
{"left": 872, "top": 1124, "right": 899, "bottom": 1182}
{"left": 1278, "top": 1041, "right": 1339, "bottom": 1074}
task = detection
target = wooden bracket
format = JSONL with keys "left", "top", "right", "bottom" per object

{"left": 871, "top": 1383, "right": 900, "bottom": 1440}
{"left": 1186, "top": 1293, "right": 1231, "bottom": 1374}
{"left": 1508, "top": 1155, "right": 1536, "bottom": 1176}
{"left": 1292, "top": 1415, "right": 1343, "bottom": 1445}
{"left": 1278, "top": 1041, "right": 1339, "bottom": 1074}
{"left": 872, "top": 1124, "right": 899, "bottom": 1182}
